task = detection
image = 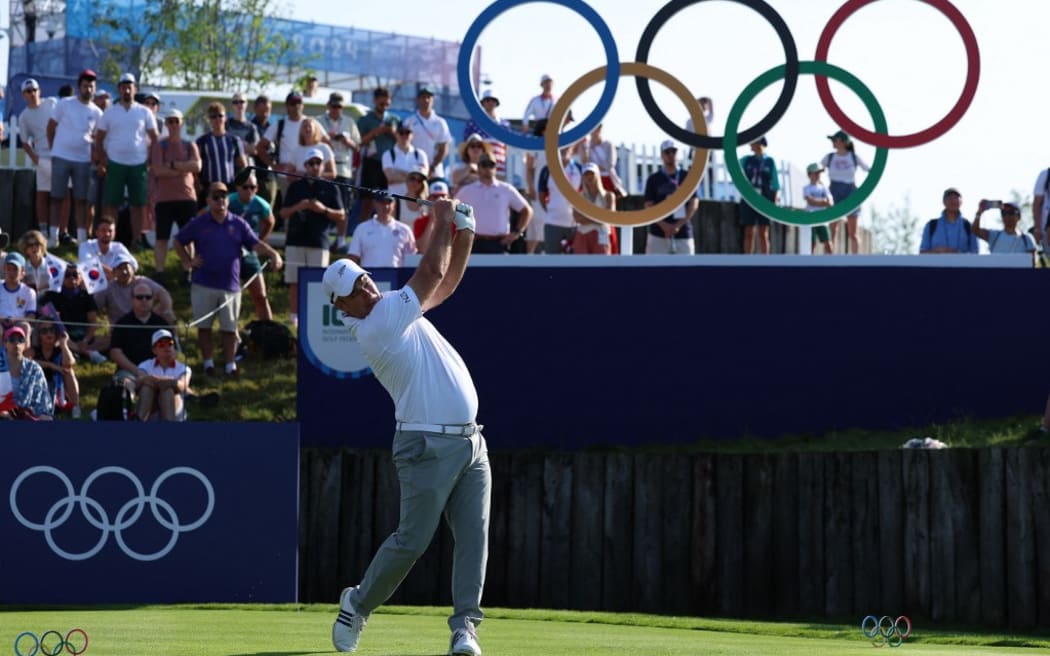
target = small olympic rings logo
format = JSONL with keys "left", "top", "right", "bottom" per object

{"left": 14, "top": 629, "right": 88, "bottom": 656}
{"left": 9, "top": 465, "right": 215, "bottom": 562}
{"left": 457, "top": 0, "right": 980, "bottom": 227}
{"left": 861, "top": 615, "right": 912, "bottom": 648}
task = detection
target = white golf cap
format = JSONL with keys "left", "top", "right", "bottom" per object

{"left": 660, "top": 139, "right": 678, "bottom": 152}
{"left": 151, "top": 329, "right": 174, "bottom": 346}
{"left": 540, "top": 74, "right": 552, "bottom": 84}
{"left": 582, "top": 162, "right": 601, "bottom": 177}
{"left": 119, "top": 72, "right": 136, "bottom": 85}
{"left": 480, "top": 88, "right": 499, "bottom": 105}
{"left": 429, "top": 181, "right": 450, "bottom": 196}
{"left": 113, "top": 251, "right": 139, "bottom": 273}
{"left": 323, "top": 259, "right": 371, "bottom": 303}
{"left": 164, "top": 108, "right": 183, "bottom": 121}
{"left": 302, "top": 147, "right": 326, "bottom": 167}
{"left": 21, "top": 78, "right": 39, "bottom": 92}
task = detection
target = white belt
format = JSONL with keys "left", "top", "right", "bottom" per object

{"left": 396, "top": 422, "right": 479, "bottom": 436}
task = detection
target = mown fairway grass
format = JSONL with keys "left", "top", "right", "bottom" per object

{"left": 5, "top": 605, "right": 1050, "bottom": 655}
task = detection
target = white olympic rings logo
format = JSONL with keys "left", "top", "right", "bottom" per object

{"left": 9, "top": 465, "right": 215, "bottom": 562}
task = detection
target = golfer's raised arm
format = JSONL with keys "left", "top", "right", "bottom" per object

{"left": 428, "top": 214, "right": 475, "bottom": 310}
{"left": 407, "top": 199, "right": 455, "bottom": 310}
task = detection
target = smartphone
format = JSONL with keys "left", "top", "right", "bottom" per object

{"left": 986, "top": 200, "right": 1002, "bottom": 209}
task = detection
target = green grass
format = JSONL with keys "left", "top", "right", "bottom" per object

{"left": 4, "top": 605, "right": 1049, "bottom": 655}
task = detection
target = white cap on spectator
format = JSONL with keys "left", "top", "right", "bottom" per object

{"left": 151, "top": 329, "right": 174, "bottom": 346}
{"left": 119, "top": 72, "right": 136, "bottom": 85}
{"left": 480, "top": 89, "right": 499, "bottom": 106}
{"left": 164, "top": 108, "right": 183, "bottom": 121}
{"left": 302, "top": 147, "right": 326, "bottom": 167}
{"left": 21, "top": 79, "right": 39, "bottom": 92}
{"left": 540, "top": 74, "right": 552, "bottom": 84}
{"left": 113, "top": 251, "right": 139, "bottom": 273}
{"left": 660, "top": 139, "right": 678, "bottom": 152}
{"left": 582, "top": 162, "right": 601, "bottom": 177}
{"left": 429, "top": 181, "right": 450, "bottom": 196}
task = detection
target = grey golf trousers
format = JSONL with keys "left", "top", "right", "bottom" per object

{"left": 349, "top": 426, "right": 491, "bottom": 632}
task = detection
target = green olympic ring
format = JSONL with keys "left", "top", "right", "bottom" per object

{"left": 724, "top": 60, "right": 888, "bottom": 227}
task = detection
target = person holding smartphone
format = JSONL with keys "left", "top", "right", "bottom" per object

{"left": 973, "top": 199, "right": 1036, "bottom": 255}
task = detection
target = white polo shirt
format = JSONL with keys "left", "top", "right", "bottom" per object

{"left": 50, "top": 97, "right": 104, "bottom": 163}
{"left": 342, "top": 285, "right": 477, "bottom": 424}
{"left": 0, "top": 282, "right": 38, "bottom": 318}
{"left": 545, "top": 159, "right": 582, "bottom": 228}
{"left": 98, "top": 102, "right": 157, "bottom": 166}
{"left": 78, "top": 239, "right": 134, "bottom": 270}
{"left": 454, "top": 178, "right": 529, "bottom": 236}
{"left": 136, "top": 357, "right": 192, "bottom": 421}
{"left": 347, "top": 218, "right": 416, "bottom": 268}
{"left": 401, "top": 111, "right": 451, "bottom": 179}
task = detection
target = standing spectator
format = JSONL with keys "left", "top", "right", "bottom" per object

{"left": 288, "top": 117, "right": 336, "bottom": 178}
{"left": 93, "top": 89, "right": 111, "bottom": 112}
{"left": 463, "top": 89, "right": 509, "bottom": 180}
{"left": 579, "top": 123, "right": 626, "bottom": 197}
{"left": 821, "top": 130, "right": 870, "bottom": 254}
{"left": 1, "top": 252, "right": 37, "bottom": 341}
{"left": 803, "top": 163, "right": 834, "bottom": 255}
{"left": 413, "top": 180, "right": 449, "bottom": 253}
{"left": 19, "top": 79, "right": 58, "bottom": 244}
{"left": 94, "top": 252, "right": 176, "bottom": 325}
{"left": 33, "top": 321, "right": 80, "bottom": 418}
{"left": 974, "top": 200, "right": 1035, "bottom": 255}
{"left": 140, "top": 90, "right": 163, "bottom": 251}
{"left": 538, "top": 146, "right": 583, "bottom": 254}
{"left": 77, "top": 214, "right": 133, "bottom": 280}
{"left": 226, "top": 92, "right": 260, "bottom": 159}
{"left": 303, "top": 75, "right": 319, "bottom": 98}
{"left": 348, "top": 194, "right": 416, "bottom": 268}
{"left": 573, "top": 164, "right": 614, "bottom": 255}
{"left": 1033, "top": 167, "right": 1050, "bottom": 251}
{"left": 48, "top": 69, "right": 103, "bottom": 244}
{"left": 229, "top": 171, "right": 276, "bottom": 321}
{"left": 1, "top": 326, "right": 52, "bottom": 420}
{"left": 685, "top": 96, "right": 717, "bottom": 198}
{"left": 250, "top": 94, "right": 278, "bottom": 207}
{"left": 738, "top": 136, "right": 779, "bottom": 255}
{"left": 919, "top": 188, "right": 978, "bottom": 254}
{"left": 523, "top": 74, "right": 556, "bottom": 133}
{"left": 95, "top": 73, "right": 159, "bottom": 246}
{"left": 356, "top": 87, "right": 399, "bottom": 221}
{"left": 135, "top": 328, "right": 191, "bottom": 422}
{"left": 451, "top": 133, "right": 492, "bottom": 195}
{"left": 279, "top": 150, "right": 345, "bottom": 328}
{"left": 382, "top": 122, "right": 428, "bottom": 199}
{"left": 107, "top": 280, "right": 174, "bottom": 400}
{"left": 644, "top": 140, "right": 699, "bottom": 255}
{"left": 196, "top": 101, "right": 247, "bottom": 204}
{"left": 39, "top": 265, "right": 107, "bottom": 362}
{"left": 256, "top": 91, "right": 305, "bottom": 197}
{"left": 399, "top": 172, "right": 430, "bottom": 237}
{"left": 455, "top": 154, "right": 532, "bottom": 254}
{"left": 175, "top": 182, "right": 283, "bottom": 376}
{"left": 319, "top": 91, "right": 361, "bottom": 250}
{"left": 18, "top": 230, "right": 53, "bottom": 292}
{"left": 401, "top": 85, "right": 452, "bottom": 181}
{"left": 150, "top": 108, "right": 201, "bottom": 282}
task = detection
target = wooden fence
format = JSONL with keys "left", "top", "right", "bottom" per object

{"left": 299, "top": 447, "right": 1050, "bottom": 628}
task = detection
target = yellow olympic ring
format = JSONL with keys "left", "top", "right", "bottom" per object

{"left": 543, "top": 62, "right": 708, "bottom": 228}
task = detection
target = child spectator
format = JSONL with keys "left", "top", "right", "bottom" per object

{"left": 803, "top": 163, "right": 834, "bottom": 255}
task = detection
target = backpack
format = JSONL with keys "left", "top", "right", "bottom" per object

{"left": 823, "top": 151, "right": 858, "bottom": 169}
{"left": 96, "top": 380, "right": 134, "bottom": 421}
{"left": 273, "top": 119, "right": 286, "bottom": 165}
{"left": 244, "top": 320, "right": 296, "bottom": 358}
{"left": 927, "top": 217, "right": 974, "bottom": 251}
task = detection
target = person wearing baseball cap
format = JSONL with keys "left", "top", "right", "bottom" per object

{"left": 279, "top": 145, "right": 346, "bottom": 328}
{"left": 643, "top": 139, "right": 699, "bottom": 254}
{"left": 822, "top": 129, "right": 871, "bottom": 254}
{"left": 19, "top": 78, "right": 59, "bottom": 243}
{"left": 226, "top": 91, "right": 261, "bottom": 179}
{"left": 2, "top": 252, "right": 37, "bottom": 344}
{"left": 738, "top": 135, "right": 779, "bottom": 254}
{"left": 972, "top": 198, "right": 1035, "bottom": 255}
{"left": 135, "top": 328, "right": 191, "bottom": 421}
{"left": 523, "top": 74, "right": 556, "bottom": 134}
{"left": 2, "top": 324, "right": 53, "bottom": 420}
{"left": 325, "top": 196, "right": 486, "bottom": 656}
{"left": 51, "top": 67, "right": 103, "bottom": 244}
{"left": 575, "top": 162, "right": 615, "bottom": 254}
{"left": 400, "top": 83, "right": 452, "bottom": 181}
{"left": 803, "top": 163, "right": 834, "bottom": 254}
{"left": 919, "top": 187, "right": 978, "bottom": 254}
{"left": 319, "top": 91, "right": 361, "bottom": 252}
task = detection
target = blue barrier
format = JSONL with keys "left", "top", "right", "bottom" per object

{"left": 0, "top": 422, "right": 300, "bottom": 603}
{"left": 298, "top": 258, "right": 1043, "bottom": 448}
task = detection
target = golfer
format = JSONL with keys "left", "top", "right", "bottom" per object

{"left": 325, "top": 197, "right": 489, "bottom": 656}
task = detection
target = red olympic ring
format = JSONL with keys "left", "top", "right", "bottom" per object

{"left": 814, "top": 0, "right": 980, "bottom": 149}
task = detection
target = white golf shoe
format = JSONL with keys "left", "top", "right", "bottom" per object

{"left": 331, "top": 587, "right": 368, "bottom": 652}
{"left": 449, "top": 627, "right": 482, "bottom": 656}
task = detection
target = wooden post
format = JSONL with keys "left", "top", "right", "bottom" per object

{"left": 540, "top": 454, "right": 573, "bottom": 610}
{"left": 1005, "top": 448, "right": 1036, "bottom": 628}
{"left": 902, "top": 449, "right": 931, "bottom": 616}
{"left": 570, "top": 453, "right": 605, "bottom": 610}
{"left": 692, "top": 454, "right": 718, "bottom": 614}
{"left": 978, "top": 448, "right": 1006, "bottom": 627}
{"left": 716, "top": 454, "right": 744, "bottom": 616}
{"left": 602, "top": 453, "right": 634, "bottom": 611}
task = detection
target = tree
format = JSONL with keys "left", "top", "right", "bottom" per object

{"left": 90, "top": 0, "right": 309, "bottom": 91}
{"left": 868, "top": 195, "right": 922, "bottom": 255}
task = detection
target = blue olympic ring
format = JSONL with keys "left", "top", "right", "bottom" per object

{"left": 14, "top": 628, "right": 88, "bottom": 656}
{"left": 456, "top": 0, "right": 620, "bottom": 150}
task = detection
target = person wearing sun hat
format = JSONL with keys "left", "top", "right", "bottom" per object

{"left": 463, "top": 89, "right": 510, "bottom": 181}
{"left": 451, "top": 133, "right": 493, "bottom": 193}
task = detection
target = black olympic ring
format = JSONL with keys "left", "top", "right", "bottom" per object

{"left": 635, "top": 0, "right": 799, "bottom": 149}
{"left": 14, "top": 629, "right": 89, "bottom": 656}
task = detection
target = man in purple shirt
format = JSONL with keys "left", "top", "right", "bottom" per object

{"left": 174, "top": 181, "right": 283, "bottom": 376}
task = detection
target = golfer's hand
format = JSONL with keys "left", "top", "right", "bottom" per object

{"left": 432, "top": 198, "right": 455, "bottom": 224}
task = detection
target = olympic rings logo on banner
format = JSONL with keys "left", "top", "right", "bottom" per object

{"left": 456, "top": 0, "right": 980, "bottom": 227}
{"left": 14, "top": 629, "right": 88, "bottom": 656}
{"left": 9, "top": 465, "right": 215, "bottom": 562}
{"left": 861, "top": 615, "right": 912, "bottom": 648}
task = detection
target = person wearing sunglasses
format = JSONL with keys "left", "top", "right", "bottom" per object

{"left": 175, "top": 182, "right": 283, "bottom": 376}
{"left": 1, "top": 325, "right": 53, "bottom": 420}
{"left": 454, "top": 154, "right": 532, "bottom": 254}
{"left": 33, "top": 321, "right": 80, "bottom": 418}
{"left": 151, "top": 108, "right": 201, "bottom": 283}
{"left": 135, "top": 328, "right": 190, "bottom": 421}
{"left": 17, "top": 230, "right": 53, "bottom": 292}
{"left": 108, "top": 280, "right": 174, "bottom": 401}
{"left": 18, "top": 78, "right": 59, "bottom": 245}
{"left": 229, "top": 171, "right": 276, "bottom": 321}
{"left": 195, "top": 101, "right": 247, "bottom": 207}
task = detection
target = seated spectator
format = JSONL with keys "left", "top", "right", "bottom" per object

{"left": 19, "top": 230, "right": 53, "bottom": 292}
{"left": 1, "top": 252, "right": 38, "bottom": 345}
{"left": 39, "top": 265, "right": 108, "bottom": 361}
{"left": 33, "top": 321, "right": 80, "bottom": 418}
{"left": 348, "top": 193, "right": 416, "bottom": 268}
{"left": 108, "top": 281, "right": 173, "bottom": 398}
{"left": 136, "top": 328, "right": 190, "bottom": 422}
{"left": 1, "top": 325, "right": 53, "bottom": 420}
{"left": 973, "top": 200, "right": 1036, "bottom": 255}
{"left": 78, "top": 214, "right": 133, "bottom": 280}
{"left": 919, "top": 187, "right": 978, "bottom": 254}
{"left": 94, "top": 252, "right": 176, "bottom": 325}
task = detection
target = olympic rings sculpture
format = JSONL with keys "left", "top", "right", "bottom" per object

{"left": 457, "top": 0, "right": 980, "bottom": 227}
{"left": 14, "top": 629, "right": 88, "bottom": 656}
{"left": 9, "top": 465, "right": 215, "bottom": 562}
{"left": 861, "top": 615, "right": 912, "bottom": 648}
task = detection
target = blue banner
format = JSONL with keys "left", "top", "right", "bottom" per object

{"left": 0, "top": 422, "right": 299, "bottom": 603}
